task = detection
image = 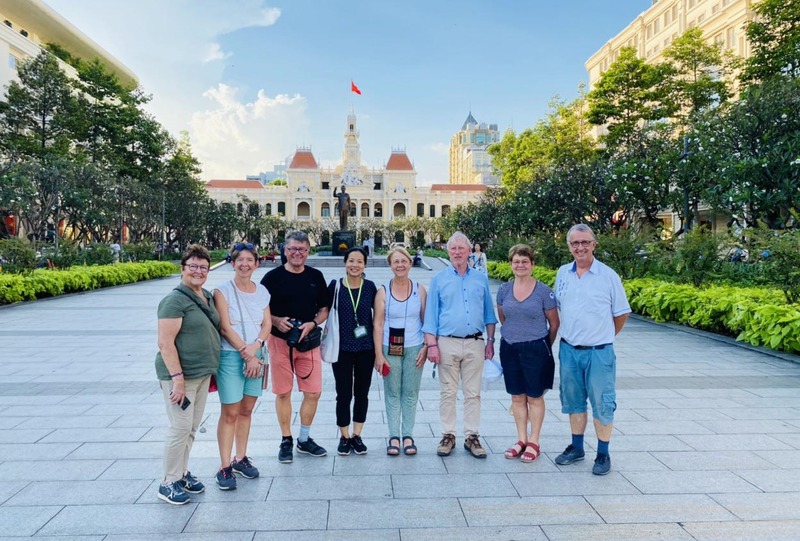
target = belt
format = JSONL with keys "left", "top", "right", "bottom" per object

{"left": 561, "top": 338, "right": 611, "bottom": 350}
{"left": 445, "top": 333, "right": 483, "bottom": 340}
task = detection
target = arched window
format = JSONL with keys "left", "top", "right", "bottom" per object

{"left": 249, "top": 203, "right": 260, "bottom": 216}
{"left": 349, "top": 202, "right": 356, "bottom": 216}
{"left": 394, "top": 231, "right": 404, "bottom": 243}
{"left": 361, "top": 202, "right": 370, "bottom": 217}
{"left": 277, "top": 202, "right": 286, "bottom": 216}
{"left": 441, "top": 205, "right": 451, "bottom": 217}
{"left": 236, "top": 203, "right": 243, "bottom": 215}
{"left": 321, "top": 202, "right": 330, "bottom": 217}
{"left": 265, "top": 203, "right": 272, "bottom": 215}
{"left": 417, "top": 203, "right": 424, "bottom": 217}
{"left": 393, "top": 202, "right": 406, "bottom": 217}
{"left": 297, "top": 202, "right": 310, "bottom": 218}
{"left": 374, "top": 203, "right": 383, "bottom": 218}
{"left": 429, "top": 205, "right": 436, "bottom": 218}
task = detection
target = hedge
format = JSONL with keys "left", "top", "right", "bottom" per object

{"left": 488, "top": 261, "right": 800, "bottom": 355}
{"left": 0, "top": 261, "right": 178, "bottom": 305}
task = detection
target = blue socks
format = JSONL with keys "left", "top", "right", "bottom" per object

{"left": 571, "top": 434, "right": 584, "bottom": 450}
{"left": 597, "top": 438, "right": 609, "bottom": 457}
{"left": 299, "top": 424, "right": 310, "bottom": 443}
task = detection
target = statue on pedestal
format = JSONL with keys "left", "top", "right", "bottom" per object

{"left": 333, "top": 185, "right": 350, "bottom": 231}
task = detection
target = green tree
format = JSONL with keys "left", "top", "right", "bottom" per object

{"left": 587, "top": 46, "right": 672, "bottom": 146}
{"left": 743, "top": 0, "right": 800, "bottom": 82}
{"left": 701, "top": 76, "right": 800, "bottom": 229}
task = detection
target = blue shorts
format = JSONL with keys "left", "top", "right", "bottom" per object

{"left": 217, "top": 349, "right": 264, "bottom": 405}
{"left": 499, "top": 337, "right": 554, "bottom": 398}
{"left": 558, "top": 340, "right": 617, "bottom": 425}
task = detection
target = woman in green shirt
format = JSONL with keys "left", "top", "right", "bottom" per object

{"left": 154, "top": 244, "right": 221, "bottom": 505}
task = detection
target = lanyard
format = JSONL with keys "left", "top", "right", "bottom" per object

{"left": 346, "top": 278, "right": 364, "bottom": 325}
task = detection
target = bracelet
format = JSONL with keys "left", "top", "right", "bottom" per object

{"left": 427, "top": 344, "right": 438, "bottom": 349}
{"left": 169, "top": 372, "right": 183, "bottom": 379}
{"left": 311, "top": 320, "right": 318, "bottom": 328}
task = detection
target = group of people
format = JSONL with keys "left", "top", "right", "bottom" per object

{"left": 153, "top": 223, "right": 630, "bottom": 506}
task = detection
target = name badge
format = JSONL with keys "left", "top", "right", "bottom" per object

{"left": 354, "top": 325, "right": 368, "bottom": 339}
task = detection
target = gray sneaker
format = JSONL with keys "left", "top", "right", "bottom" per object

{"left": 215, "top": 466, "right": 237, "bottom": 490}
{"left": 231, "top": 456, "right": 259, "bottom": 478}
{"left": 592, "top": 454, "right": 611, "bottom": 475}
{"left": 178, "top": 471, "right": 204, "bottom": 493}
{"left": 296, "top": 437, "right": 327, "bottom": 457}
{"left": 555, "top": 444, "right": 586, "bottom": 465}
{"left": 279, "top": 437, "right": 294, "bottom": 464}
{"left": 158, "top": 481, "right": 190, "bottom": 505}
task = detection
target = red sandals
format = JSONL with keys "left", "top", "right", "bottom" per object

{"left": 520, "top": 442, "right": 541, "bottom": 463}
{"left": 504, "top": 440, "right": 525, "bottom": 459}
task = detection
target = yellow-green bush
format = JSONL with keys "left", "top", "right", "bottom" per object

{"left": 624, "top": 278, "right": 798, "bottom": 354}
{"left": 0, "top": 262, "right": 177, "bottom": 305}
{"left": 487, "top": 261, "right": 556, "bottom": 287}
{"left": 487, "top": 262, "right": 799, "bottom": 354}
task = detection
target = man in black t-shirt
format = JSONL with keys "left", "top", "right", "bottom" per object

{"left": 260, "top": 231, "right": 330, "bottom": 463}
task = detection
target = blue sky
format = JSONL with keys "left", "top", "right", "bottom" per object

{"left": 46, "top": 1, "right": 650, "bottom": 183}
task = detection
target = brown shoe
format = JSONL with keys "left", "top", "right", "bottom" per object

{"left": 437, "top": 434, "right": 456, "bottom": 456}
{"left": 464, "top": 434, "right": 487, "bottom": 458}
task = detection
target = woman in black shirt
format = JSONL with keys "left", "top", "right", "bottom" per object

{"left": 328, "top": 247, "right": 377, "bottom": 456}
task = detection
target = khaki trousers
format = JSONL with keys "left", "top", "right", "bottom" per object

{"left": 160, "top": 375, "right": 211, "bottom": 483}
{"left": 438, "top": 336, "right": 485, "bottom": 438}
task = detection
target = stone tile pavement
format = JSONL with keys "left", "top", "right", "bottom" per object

{"left": 1, "top": 256, "right": 800, "bottom": 539}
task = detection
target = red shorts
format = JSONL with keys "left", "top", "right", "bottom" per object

{"left": 268, "top": 336, "right": 322, "bottom": 395}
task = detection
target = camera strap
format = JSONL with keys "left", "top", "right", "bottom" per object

{"left": 289, "top": 343, "right": 314, "bottom": 380}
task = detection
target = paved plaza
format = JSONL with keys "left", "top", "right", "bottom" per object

{"left": 2, "top": 257, "right": 800, "bottom": 540}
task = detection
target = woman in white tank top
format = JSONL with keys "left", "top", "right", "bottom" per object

{"left": 373, "top": 247, "right": 428, "bottom": 456}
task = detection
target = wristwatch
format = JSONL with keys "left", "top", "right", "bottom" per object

{"left": 256, "top": 338, "right": 265, "bottom": 346}
{"left": 487, "top": 337, "right": 496, "bottom": 343}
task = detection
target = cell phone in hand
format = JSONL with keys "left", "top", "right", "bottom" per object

{"left": 180, "top": 396, "right": 191, "bottom": 410}
{"left": 381, "top": 363, "right": 391, "bottom": 377}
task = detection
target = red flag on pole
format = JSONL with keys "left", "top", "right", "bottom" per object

{"left": 351, "top": 80, "right": 362, "bottom": 95}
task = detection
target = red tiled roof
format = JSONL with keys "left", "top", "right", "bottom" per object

{"left": 386, "top": 152, "right": 414, "bottom": 171}
{"left": 289, "top": 150, "right": 318, "bottom": 169}
{"left": 206, "top": 180, "right": 264, "bottom": 189}
{"left": 430, "top": 184, "right": 488, "bottom": 192}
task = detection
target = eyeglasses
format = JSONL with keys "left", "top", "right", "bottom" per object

{"left": 234, "top": 242, "right": 255, "bottom": 251}
{"left": 569, "top": 240, "right": 594, "bottom": 248}
{"left": 185, "top": 263, "right": 210, "bottom": 273}
{"left": 286, "top": 247, "right": 308, "bottom": 254}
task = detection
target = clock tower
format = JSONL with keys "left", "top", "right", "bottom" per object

{"left": 340, "top": 108, "right": 364, "bottom": 185}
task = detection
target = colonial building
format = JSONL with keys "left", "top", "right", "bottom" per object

{"left": 0, "top": 0, "right": 137, "bottom": 94}
{"left": 0, "top": 0, "right": 137, "bottom": 239}
{"left": 206, "top": 109, "right": 487, "bottom": 243}
{"left": 585, "top": 0, "right": 755, "bottom": 234}
{"left": 448, "top": 111, "right": 501, "bottom": 186}
{"left": 585, "top": 0, "right": 752, "bottom": 90}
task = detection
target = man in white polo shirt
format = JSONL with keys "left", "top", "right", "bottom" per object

{"left": 553, "top": 224, "right": 631, "bottom": 475}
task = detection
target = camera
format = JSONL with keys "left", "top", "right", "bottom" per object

{"left": 286, "top": 318, "right": 304, "bottom": 347}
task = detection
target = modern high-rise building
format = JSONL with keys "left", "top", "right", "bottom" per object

{"left": 0, "top": 0, "right": 137, "bottom": 96}
{"left": 586, "top": 0, "right": 753, "bottom": 91}
{"left": 448, "top": 112, "right": 501, "bottom": 186}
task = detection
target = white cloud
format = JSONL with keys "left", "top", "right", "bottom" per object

{"left": 189, "top": 84, "right": 310, "bottom": 180}
{"left": 202, "top": 43, "right": 231, "bottom": 63}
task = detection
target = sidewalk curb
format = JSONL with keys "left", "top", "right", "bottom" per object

{"left": 630, "top": 313, "right": 800, "bottom": 365}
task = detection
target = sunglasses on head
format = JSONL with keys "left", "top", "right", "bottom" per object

{"left": 234, "top": 242, "right": 255, "bottom": 251}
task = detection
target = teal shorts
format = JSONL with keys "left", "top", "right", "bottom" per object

{"left": 217, "top": 349, "right": 264, "bottom": 404}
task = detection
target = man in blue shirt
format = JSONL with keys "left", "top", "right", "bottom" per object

{"left": 554, "top": 224, "right": 631, "bottom": 475}
{"left": 423, "top": 232, "right": 497, "bottom": 458}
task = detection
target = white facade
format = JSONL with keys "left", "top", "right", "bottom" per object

{"left": 206, "top": 110, "right": 487, "bottom": 225}
{"left": 0, "top": 0, "right": 137, "bottom": 97}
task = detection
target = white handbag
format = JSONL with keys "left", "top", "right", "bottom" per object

{"left": 321, "top": 279, "right": 340, "bottom": 363}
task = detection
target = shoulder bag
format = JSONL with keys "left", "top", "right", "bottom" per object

{"left": 320, "top": 279, "right": 340, "bottom": 363}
